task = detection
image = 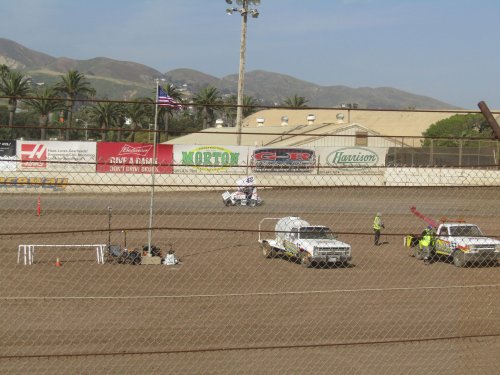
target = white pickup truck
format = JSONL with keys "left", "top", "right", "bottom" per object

{"left": 433, "top": 222, "right": 500, "bottom": 267}
{"left": 258, "top": 216, "right": 352, "bottom": 268}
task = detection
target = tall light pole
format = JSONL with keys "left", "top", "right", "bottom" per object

{"left": 225, "top": 0, "right": 260, "bottom": 146}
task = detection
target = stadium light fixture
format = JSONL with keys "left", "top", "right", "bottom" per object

{"left": 224, "top": 0, "right": 260, "bottom": 146}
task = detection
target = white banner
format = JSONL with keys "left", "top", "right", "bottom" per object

{"left": 16, "top": 141, "right": 97, "bottom": 172}
{"left": 317, "top": 146, "right": 388, "bottom": 174}
{"left": 173, "top": 145, "right": 250, "bottom": 174}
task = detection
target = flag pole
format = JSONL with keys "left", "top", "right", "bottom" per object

{"left": 147, "top": 80, "right": 160, "bottom": 257}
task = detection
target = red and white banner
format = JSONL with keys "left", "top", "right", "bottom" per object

{"left": 96, "top": 142, "right": 173, "bottom": 174}
{"left": 20, "top": 143, "right": 47, "bottom": 168}
{"left": 17, "top": 141, "right": 96, "bottom": 172}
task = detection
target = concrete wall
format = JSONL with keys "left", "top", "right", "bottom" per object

{"left": 1, "top": 167, "right": 499, "bottom": 194}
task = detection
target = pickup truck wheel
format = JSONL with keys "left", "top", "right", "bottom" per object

{"left": 453, "top": 251, "right": 466, "bottom": 267}
{"left": 300, "top": 253, "right": 312, "bottom": 268}
{"left": 261, "top": 243, "right": 275, "bottom": 258}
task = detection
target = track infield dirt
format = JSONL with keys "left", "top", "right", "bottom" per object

{"left": 0, "top": 187, "right": 499, "bottom": 374}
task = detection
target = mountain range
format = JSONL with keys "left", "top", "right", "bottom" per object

{"left": 0, "top": 37, "right": 458, "bottom": 110}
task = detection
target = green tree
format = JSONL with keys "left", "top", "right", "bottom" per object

{"left": 168, "top": 110, "right": 200, "bottom": 137}
{"left": 55, "top": 70, "right": 96, "bottom": 141}
{"left": 422, "top": 114, "right": 492, "bottom": 147}
{"left": 0, "top": 64, "right": 10, "bottom": 77}
{"left": 282, "top": 94, "right": 308, "bottom": 108}
{"left": 192, "top": 86, "right": 222, "bottom": 129}
{"left": 125, "top": 98, "right": 150, "bottom": 142}
{"left": 0, "top": 70, "right": 32, "bottom": 138}
{"left": 113, "top": 103, "right": 130, "bottom": 142}
{"left": 86, "top": 101, "right": 123, "bottom": 142}
{"left": 24, "top": 86, "right": 66, "bottom": 140}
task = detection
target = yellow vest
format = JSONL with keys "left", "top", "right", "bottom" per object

{"left": 420, "top": 233, "right": 431, "bottom": 247}
{"left": 373, "top": 216, "right": 382, "bottom": 230}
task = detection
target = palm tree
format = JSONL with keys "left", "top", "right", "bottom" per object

{"left": 0, "top": 71, "right": 32, "bottom": 138}
{"left": 55, "top": 70, "right": 95, "bottom": 141}
{"left": 86, "top": 101, "right": 123, "bottom": 142}
{"left": 24, "top": 86, "right": 66, "bottom": 140}
{"left": 192, "top": 86, "right": 222, "bottom": 129}
{"left": 157, "top": 83, "right": 183, "bottom": 139}
{"left": 125, "top": 98, "right": 150, "bottom": 142}
{"left": 0, "top": 64, "right": 10, "bottom": 77}
{"left": 113, "top": 103, "right": 129, "bottom": 142}
{"left": 282, "top": 94, "right": 308, "bottom": 108}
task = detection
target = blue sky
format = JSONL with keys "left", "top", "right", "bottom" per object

{"left": 2, "top": 0, "right": 500, "bottom": 109}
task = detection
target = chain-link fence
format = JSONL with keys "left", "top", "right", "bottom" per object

{"left": 385, "top": 139, "right": 500, "bottom": 168}
{"left": 0, "top": 136, "right": 499, "bottom": 375}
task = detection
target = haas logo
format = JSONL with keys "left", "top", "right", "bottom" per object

{"left": 21, "top": 143, "right": 48, "bottom": 168}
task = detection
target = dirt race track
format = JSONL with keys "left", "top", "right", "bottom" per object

{"left": 0, "top": 186, "right": 499, "bottom": 374}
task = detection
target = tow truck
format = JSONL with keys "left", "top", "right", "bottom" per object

{"left": 406, "top": 207, "right": 500, "bottom": 267}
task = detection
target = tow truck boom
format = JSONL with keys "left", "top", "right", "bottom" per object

{"left": 409, "top": 206, "right": 438, "bottom": 228}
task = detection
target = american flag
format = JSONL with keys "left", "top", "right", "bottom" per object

{"left": 157, "top": 86, "right": 182, "bottom": 109}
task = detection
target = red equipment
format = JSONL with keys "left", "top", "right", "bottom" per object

{"left": 409, "top": 206, "right": 438, "bottom": 228}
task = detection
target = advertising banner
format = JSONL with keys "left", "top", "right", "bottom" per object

{"left": 16, "top": 141, "right": 96, "bottom": 172}
{"left": 0, "top": 140, "right": 16, "bottom": 171}
{"left": 249, "top": 147, "right": 316, "bottom": 173}
{"left": 0, "top": 176, "right": 68, "bottom": 191}
{"left": 173, "top": 145, "right": 249, "bottom": 174}
{"left": 96, "top": 142, "right": 173, "bottom": 174}
{"left": 317, "top": 146, "right": 388, "bottom": 174}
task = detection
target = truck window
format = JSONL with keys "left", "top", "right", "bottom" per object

{"left": 439, "top": 227, "right": 448, "bottom": 236}
{"left": 449, "top": 225, "right": 482, "bottom": 237}
{"left": 299, "top": 227, "right": 335, "bottom": 240}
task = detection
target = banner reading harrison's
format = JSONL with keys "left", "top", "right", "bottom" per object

{"left": 96, "top": 142, "right": 173, "bottom": 174}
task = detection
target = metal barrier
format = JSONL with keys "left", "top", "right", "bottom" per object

{"left": 17, "top": 244, "right": 106, "bottom": 265}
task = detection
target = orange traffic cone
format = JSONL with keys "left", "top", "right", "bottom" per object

{"left": 55, "top": 258, "right": 62, "bottom": 267}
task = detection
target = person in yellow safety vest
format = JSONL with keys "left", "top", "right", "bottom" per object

{"left": 420, "top": 225, "right": 434, "bottom": 264}
{"left": 373, "top": 212, "right": 385, "bottom": 246}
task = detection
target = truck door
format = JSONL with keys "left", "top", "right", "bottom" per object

{"left": 436, "top": 226, "right": 452, "bottom": 255}
{"left": 284, "top": 228, "right": 299, "bottom": 256}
